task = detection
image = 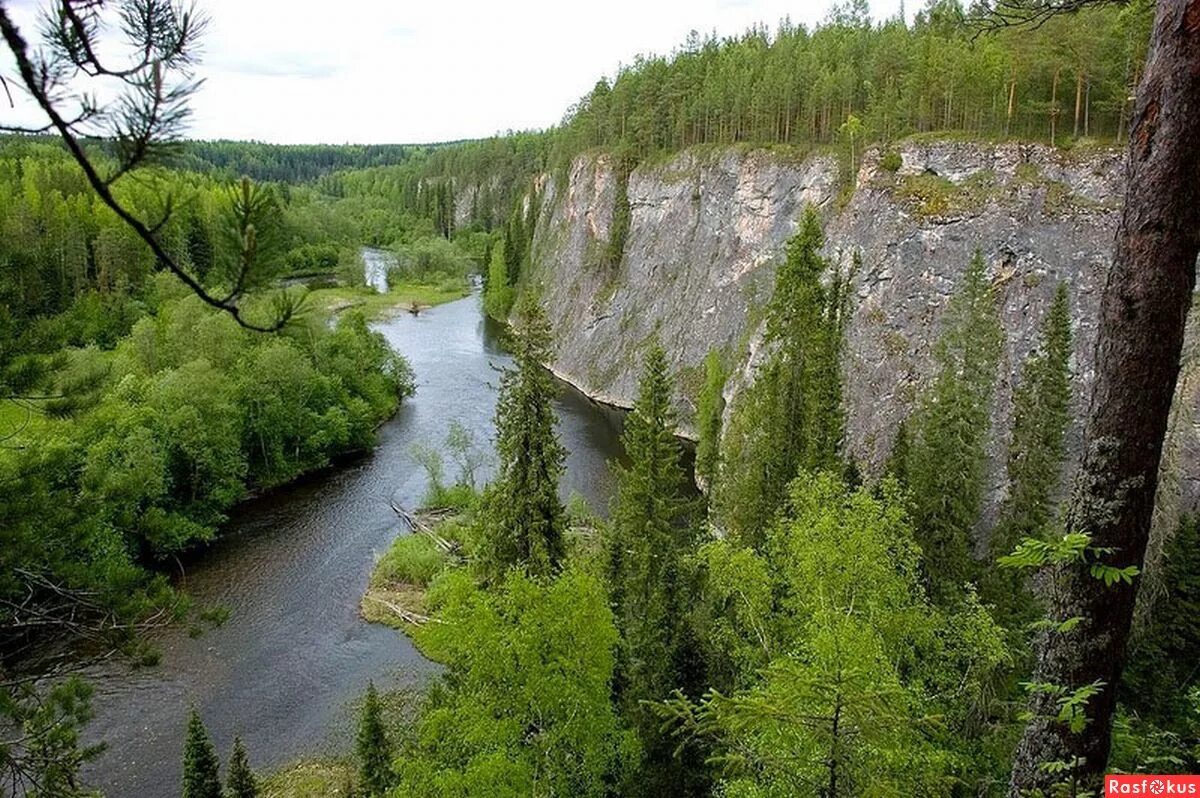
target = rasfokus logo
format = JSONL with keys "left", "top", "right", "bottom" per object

{"left": 1106, "top": 775, "right": 1200, "bottom": 795}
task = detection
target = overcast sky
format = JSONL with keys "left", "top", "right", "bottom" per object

{"left": 2, "top": 0, "right": 907, "bottom": 145}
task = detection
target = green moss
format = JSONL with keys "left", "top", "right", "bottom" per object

{"left": 894, "top": 169, "right": 1000, "bottom": 218}
{"left": 880, "top": 149, "right": 903, "bottom": 172}
{"left": 883, "top": 330, "right": 910, "bottom": 357}
{"left": 1042, "top": 180, "right": 1112, "bottom": 216}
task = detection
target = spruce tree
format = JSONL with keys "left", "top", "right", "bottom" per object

{"left": 905, "top": 251, "right": 1003, "bottom": 602}
{"left": 694, "top": 349, "right": 726, "bottom": 494}
{"left": 182, "top": 709, "right": 221, "bottom": 798}
{"left": 986, "top": 283, "right": 1072, "bottom": 620}
{"left": 610, "top": 343, "right": 692, "bottom": 694}
{"left": 608, "top": 342, "right": 699, "bottom": 794}
{"left": 225, "top": 735, "right": 257, "bottom": 798}
{"left": 718, "top": 205, "right": 848, "bottom": 546}
{"left": 356, "top": 682, "right": 393, "bottom": 797}
{"left": 478, "top": 292, "right": 567, "bottom": 581}
{"left": 483, "top": 238, "right": 512, "bottom": 320}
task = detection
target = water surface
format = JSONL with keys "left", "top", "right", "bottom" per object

{"left": 81, "top": 292, "right": 624, "bottom": 797}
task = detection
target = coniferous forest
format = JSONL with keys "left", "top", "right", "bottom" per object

{"left": 3, "top": 0, "right": 1200, "bottom": 797}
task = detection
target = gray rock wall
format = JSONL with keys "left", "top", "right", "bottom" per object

{"left": 527, "top": 140, "right": 1200, "bottom": 525}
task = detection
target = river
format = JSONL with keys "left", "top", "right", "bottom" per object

{"left": 79, "top": 281, "right": 626, "bottom": 797}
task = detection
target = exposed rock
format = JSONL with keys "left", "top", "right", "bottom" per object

{"left": 527, "top": 140, "right": 1199, "bottom": 530}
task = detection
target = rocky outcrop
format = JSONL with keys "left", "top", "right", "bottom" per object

{"left": 527, "top": 140, "right": 1200, "bottom": 524}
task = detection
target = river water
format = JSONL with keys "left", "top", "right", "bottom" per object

{"left": 80, "top": 287, "right": 625, "bottom": 797}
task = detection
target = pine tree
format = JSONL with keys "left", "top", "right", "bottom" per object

{"left": 718, "top": 205, "right": 848, "bottom": 546}
{"left": 478, "top": 292, "right": 567, "bottom": 581}
{"left": 905, "top": 251, "right": 1003, "bottom": 602}
{"left": 356, "top": 682, "right": 393, "bottom": 797}
{"left": 225, "top": 735, "right": 257, "bottom": 798}
{"left": 986, "top": 283, "right": 1072, "bottom": 621}
{"left": 182, "top": 709, "right": 221, "bottom": 798}
{"left": 694, "top": 349, "right": 727, "bottom": 493}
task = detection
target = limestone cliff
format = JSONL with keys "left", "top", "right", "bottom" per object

{"left": 526, "top": 140, "right": 1200, "bottom": 522}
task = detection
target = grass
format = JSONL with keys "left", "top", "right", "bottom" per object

{"left": 261, "top": 759, "right": 355, "bottom": 798}
{"left": 373, "top": 533, "right": 446, "bottom": 588}
{"left": 361, "top": 521, "right": 459, "bottom": 636}
{"left": 306, "top": 277, "right": 472, "bottom": 322}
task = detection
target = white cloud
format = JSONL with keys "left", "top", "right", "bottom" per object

{"left": 3, "top": 0, "right": 907, "bottom": 144}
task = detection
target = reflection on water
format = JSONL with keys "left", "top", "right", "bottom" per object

{"left": 81, "top": 293, "right": 625, "bottom": 798}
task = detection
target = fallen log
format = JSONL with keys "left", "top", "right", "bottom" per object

{"left": 388, "top": 499, "right": 461, "bottom": 557}
{"left": 363, "top": 593, "right": 431, "bottom": 627}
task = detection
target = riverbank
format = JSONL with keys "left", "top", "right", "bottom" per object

{"left": 308, "top": 278, "right": 472, "bottom": 321}
{"left": 359, "top": 506, "right": 466, "bottom": 646}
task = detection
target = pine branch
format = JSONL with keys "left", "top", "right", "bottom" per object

{"left": 0, "top": 1, "right": 295, "bottom": 332}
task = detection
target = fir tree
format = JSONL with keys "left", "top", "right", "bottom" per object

{"left": 609, "top": 343, "right": 692, "bottom": 697}
{"left": 985, "top": 283, "right": 1072, "bottom": 620}
{"left": 483, "top": 238, "right": 513, "bottom": 320}
{"left": 356, "top": 682, "right": 393, "bottom": 797}
{"left": 503, "top": 208, "right": 525, "bottom": 287}
{"left": 607, "top": 342, "right": 699, "bottom": 793}
{"left": 225, "top": 735, "right": 257, "bottom": 798}
{"left": 182, "top": 709, "right": 221, "bottom": 798}
{"left": 478, "top": 292, "right": 567, "bottom": 581}
{"left": 718, "top": 205, "right": 848, "bottom": 546}
{"left": 905, "top": 251, "right": 1003, "bottom": 602}
{"left": 694, "top": 349, "right": 727, "bottom": 494}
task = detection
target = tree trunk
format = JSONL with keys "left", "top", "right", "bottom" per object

{"left": 1009, "top": 0, "right": 1200, "bottom": 792}
{"left": 1050, "top": 67, "right": 1061, "bottom": 147}
{"left": 1006, "top": 74, "right": 1017, "bottom": 137}
{"left": 1074, "top": 70, "right": 1084, "bottom": 139}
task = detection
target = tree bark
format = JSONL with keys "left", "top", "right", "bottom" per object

{"left": 1009, "top": 0, "right": 1200, "bottom": 792}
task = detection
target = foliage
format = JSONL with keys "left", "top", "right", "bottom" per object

{"left": 717, "top": 206, "right": 848, "bottom": 546}
{"left": 356, "top": 682, "right": 394, "bottom": 797}
{"left": 606, "top": 343, "right": 702, "bottom": 792}
{"left": 396, "top": 568, "right": 638, "bottom": 797}
{"left": 483, "top": 239, "right": 514, "bottom": 321}
{"left": 374, "top": 535, "right": 448, "bottom": 589}
{"left": 549, "top": 3, "right": 1152, "bottom": 166}
{"left": 0, "top": 677, "right": 100, "bottom": 798}
{"left": 986, "top": 283, "right": 1073, "bottom": 622}
{"left": 1000, "top": 527, "right": 1146, "bottom": 790}
{"left": 901, "top": 251, "right": 1003, "bottom": 602}
{"left": 391, "top": 236, "right": 472, "bottom": 281}
{"left": 183, "top": 709, "right": 222, "bottom": 798}
{"left": 1122, "top": 516, "right": 1200, "bottom": 734}
{"left": 226, "top": 736, "right": 258, "bottom": 798}
{"left": 476, "top": 293, "right": 567, "bottom": 581}
{"left": 694, "top": 349, "right": 726, "bottom": 494}
{"left": 670, "top": 472, "right": 1008, "bottom": 796}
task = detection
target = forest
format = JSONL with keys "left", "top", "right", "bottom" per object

{"left": 2, "top": 0, "right": 1199, "bottom": 796}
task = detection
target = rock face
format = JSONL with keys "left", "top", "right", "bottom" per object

{"left": 527, "top": 140, "right": 1200, "bottom": 524}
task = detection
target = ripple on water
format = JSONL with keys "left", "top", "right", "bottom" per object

{"left": 81, "top": 291, "right": 625, "bottom": 798}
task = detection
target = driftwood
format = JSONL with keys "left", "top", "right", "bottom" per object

{"left": 1, "top": 568, "right": 176, "bottom": 681}
{"left": 362, "top": 594, "right": 431, "bottom": 627}
{"left": 389, "top": 500, "right": 461, "bottom": 558}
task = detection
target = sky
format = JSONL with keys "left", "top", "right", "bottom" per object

{"left": 2, "top": 0, "right": 907, "bottom": 145}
